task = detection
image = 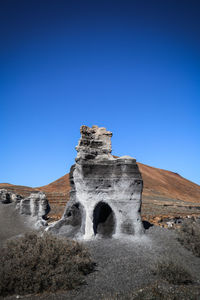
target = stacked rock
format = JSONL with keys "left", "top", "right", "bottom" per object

{"left": 51, "top": 125, "right": 144, "bottom": 239}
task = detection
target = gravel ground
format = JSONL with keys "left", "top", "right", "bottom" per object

{"left": 36, "top": 227, "right": 199, "bottom": 300}
{"left": 1, "top": 204, "right": 200, "bottom": 300}
{"left": 0, "top": 203, "right": 33, "bottom": 247}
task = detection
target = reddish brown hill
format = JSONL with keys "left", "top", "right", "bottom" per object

{"left": 0, "top": 183, "right": 36, "bottom": 197}
{"left": 36, "top": 174, "right": 70, "bottom": 193}
{"left": 138, "top": 162, "right": 200, "bottom": 203}
{"left": 1, "top": 162, "right": 200, "bottom": 222}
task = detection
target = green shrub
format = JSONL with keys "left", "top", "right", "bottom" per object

{"left": 177, "top": 219, "right": 200, "bottom": 257}
{"left": 154, "top": 261, "right": 193, "bottom": 285}
{"left": 0, "top": 232, "right": 95, "bottom": 296}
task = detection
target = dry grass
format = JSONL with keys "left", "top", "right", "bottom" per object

{"left": 177, "top": 218, "right": 200, "bottom": 257}
{"left": 153, "top": 261, "right": 193, "bottom": 285}
{"left": 0, "top": 232, "right": 95, "bottom": 296}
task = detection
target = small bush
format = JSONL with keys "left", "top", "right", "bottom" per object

{"left": 154, "top": 261, "right": 193, "bottom": 285}
{"left": 177, "top": 219, "right": 200, "bottom": 257}
{"left": 0, "top": 232, "right": 95, "bottom": 296}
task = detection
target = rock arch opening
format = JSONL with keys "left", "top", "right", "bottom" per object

{"left": 49, "top": 125, "right": 144, "bottom": 239}
{"left": 93, "top": 202, "right": 115, "bottom": 237}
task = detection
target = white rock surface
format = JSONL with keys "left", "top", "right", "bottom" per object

{"left": 19, "top": 192, "right": 50, "bottom": 220}
{"left": 50, "top": 125, "right": 144, "bottom": 239}
{"left": 0, "top": 189, "right": 50, "bottom": 228}
{"left": 0, "top": 189, "right": 22, "bottom": 204}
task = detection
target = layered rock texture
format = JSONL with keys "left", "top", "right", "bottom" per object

{"left": 19, "top": 192, "right": 50, "bottom": 220}
{"left": 0, "top": 189, "right": 50, "bottom": 227}
{"left": 50, "top": 125, "right": 144, "bottom": 239}
{"left": 0, "top": 189, "right": 22, "bottom": 204}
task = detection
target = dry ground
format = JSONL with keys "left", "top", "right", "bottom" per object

{"left": 1, "top": 203, "right": 200, "bottom": 300}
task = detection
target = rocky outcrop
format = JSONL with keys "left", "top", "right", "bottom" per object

{"left": 0, "top": 189, "right": 22, "bottom": 204}
{"left": 20, "top": 192, "right": 50, "bottom": 220}
{"left": 0, "top": 189, "right": 50, "bottom": 227}
{"left": 50, "top": 125, "right": 144, "bottom": 239}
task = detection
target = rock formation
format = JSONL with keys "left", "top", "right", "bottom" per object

{"left": 0, "top": 189, "right": 50, "bottom": 227}
{"left": 0, "top": 189, "right": 22, "bottom": 204}
{"left": 19, "top": 192, "right": 50, "bottom": 220}
{"left": 50, "top": 125, "right": 144, "bottom": 239}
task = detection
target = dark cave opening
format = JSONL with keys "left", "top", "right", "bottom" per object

{"left": 93, "top": 202, "right": 115, "bottom": 237}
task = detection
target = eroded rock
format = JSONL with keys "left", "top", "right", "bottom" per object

{"left": 20, "top": 192, "right": 50, "bottom": 220}
{"left": 50, "top": 125, "right": 144, "bottom": 239}
{"left": 0, "top": 189, "right": 22, "bottom": 204}
{"left": 0, "top": 189, "right": 50, "bottom": 227}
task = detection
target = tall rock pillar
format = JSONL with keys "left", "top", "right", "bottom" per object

{"left": 50, "top": 125, "right": 144, "bottom": 239}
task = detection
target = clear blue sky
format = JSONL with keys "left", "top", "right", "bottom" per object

{"left": 1, "top": 0, "right": 200, "bottom": 187}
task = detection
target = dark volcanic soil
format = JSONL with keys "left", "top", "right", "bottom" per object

{"left": 0, "top": 203, "right": 33, "bottom": 248}
{"left": 29, "top": 227, "right": 200, "bottom": 300}
{"left": 3, "top": 224, "right": 200, "bottom": 300}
